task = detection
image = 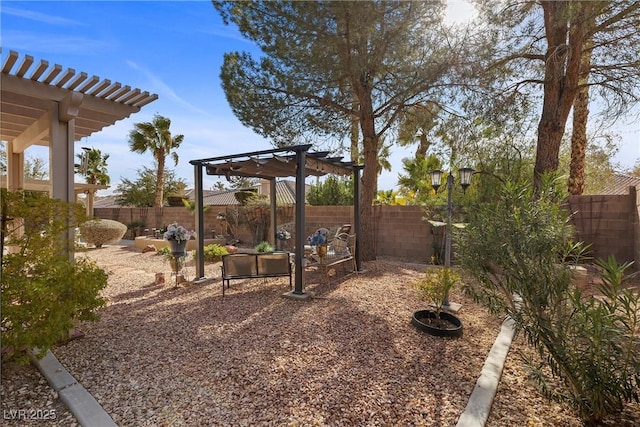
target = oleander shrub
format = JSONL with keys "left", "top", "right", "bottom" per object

{"left": 80, "top": 219, "right": 127, "bottom": 248}
{"left": 1, "top": 190, "right": 108, "bottom": 363}
{"left": 457, "top": 176, "right": 640, "bottom": 425}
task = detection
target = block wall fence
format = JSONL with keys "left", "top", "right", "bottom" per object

{"left": 567, "top": 186, "right": 639, "bottom": 267}
{"left": 94, "top": 185, "right": 640, "bottom": 267}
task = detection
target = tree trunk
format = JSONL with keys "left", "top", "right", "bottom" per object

{"left": 155, "top": 154, "right": 165, "bottom": 207}
{"left": 568, "top": 49, "right": 592, "bottom": 195}
{"left": 350, "top": 93, "right": 360, "bottom": 163}
{"left": 358, "top": 86, "right": 378, "bottom": 261}
{"left": 534, "top": 1, "right": 586, "bottom": 191}
{"left": 416, "top": 132, "right": 430, "bottom": 159}
{"left": 360, "top": 135, "right": 377, "bottom": 261}
{"left": 569, "top": 11, "right": 597, "bottom": 196}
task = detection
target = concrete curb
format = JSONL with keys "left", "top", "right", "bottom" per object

{"left": 456, "top": 317, "right": 516, "bottom": 427}
{"left": 31, "top": 350, "right": 117, "bottom": 427}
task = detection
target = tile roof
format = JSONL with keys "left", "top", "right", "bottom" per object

{"left": 93, "top": 195, "right": 120, "bottom": 208}
{"left": 599, "top": 173, "right": 640, "bottom": 195}
{"left": 199, "top": 180, "right": 306, "bottom": 205}
{"left": 93, "top": 180, "right": 305, "bottom": 208}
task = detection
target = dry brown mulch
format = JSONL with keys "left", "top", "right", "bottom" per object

{"left": 2, "top": 247, "right": 639, "bottom": 426}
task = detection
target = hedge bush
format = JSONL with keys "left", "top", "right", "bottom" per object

{"left": 80, "top": 219, "right": 127, "bottom": 248}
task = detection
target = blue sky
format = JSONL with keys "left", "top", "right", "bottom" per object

{"left": 1, "top": 1, "right": 638, "bottom": 196}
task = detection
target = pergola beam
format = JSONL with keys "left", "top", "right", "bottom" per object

{"left": 1, "top": 50, "right": 158, "bottom": 262}
{"left": 12, "top": 112, "right": 49, "bottom": 153}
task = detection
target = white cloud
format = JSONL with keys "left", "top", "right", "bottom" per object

{"left": 2, "top": 30, "right": 113, "bottom": 55}
{"left": 126, "top": 61, "right": 212, "bottom": 117}
{"left": 2, "top": 6, "right": 83, "bottom": 26}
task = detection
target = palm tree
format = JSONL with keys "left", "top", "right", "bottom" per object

{"left": 128, "top": 114, "right": 184, "bottom": 207}
{"left": 397, "top": 155, "right": 441, "bottom": 204}
{"left": 74, "top": 147, "right": 110, "bottom": 215}
{"left": 75, "top": 148, "right": 110, "bottom": 186}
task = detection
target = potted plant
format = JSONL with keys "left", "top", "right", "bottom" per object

{"left": 412, "top": 267, "right": 463, "bottom": 337}
{"left": 255, "top": 241, "right": 274, "bottom": 253}
{"left": 163, "top": 223, "right": 194, "bottom": 255}
{"left": 308, "top": 228, "right": 329, "bottom": 259}
{"left": 276, "top": 228, "right": 291, "bottom": 251}
{"left": 157, "top": 246, "right": 187, "bottom": 272}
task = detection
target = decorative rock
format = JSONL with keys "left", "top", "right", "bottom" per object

{"left": 225, "top": 245, "right": 238, "bottom": 254}
{"left": 68, "top": 328, "right": 85, "bottom": 341}
{"left": 155, "top": 273, "right": 165, "bottom": 285}
{"left": 142, "top": 245, "right": 157, "bottom": 253}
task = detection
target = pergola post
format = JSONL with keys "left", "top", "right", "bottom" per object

{"left": 194, "top": 163, "right": 206, "bottom": 281}
{"left": 50, "top": 99, "right": 78, "bottom": 261}
{"left": 269, "top": 178, "right": 277, "bottom": 248}
{"left": 293, "top": 147, "right": 307, "bottom": 295}
{"left": 6, "top": 141, "right": 24, "bottom": 191}
{"left": 85, "top": 190, "right": 95, "bottom": 217}
{"left": 353, "top": 165, "right": 364, "bottom": 272}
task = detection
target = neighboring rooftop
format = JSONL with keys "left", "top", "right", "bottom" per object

{"left": 93, "top": 179, "right": 306, "bottom": 208}
{"left": 599, "top": 173, "right": 640, "bottom": 195}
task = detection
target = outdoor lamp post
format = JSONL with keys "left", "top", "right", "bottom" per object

{"left": 429, "top": 167, "right": 474, "bottom": 306}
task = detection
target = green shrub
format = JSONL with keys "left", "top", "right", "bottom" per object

{"left": 204, "top": 244, "right": 229, "bottom": 261}
{"left": 126, "top": 221, "right": 145, "bottom": 238}
{"left": 80, "top": 219, "right": 127, "bottom": 248}
{"left": 192, "top": 244, "right": 229, "bottom": 262}
{"left": 157, "top": 246, "right": 171, "bottom": 258}
{"left": 254, "top": 241, "right": 274, "bottom": 253}
{"left": 1, "top": 190, "right": 107, "bottom": 363}
{"left": 414, "top": 267, "right": 460, "bottom": 318}
{"left": 193, "top": 243, "right": 229, "bottom": 262}
{"left": 457, "top": 176, "right": 640, "bottom": 425}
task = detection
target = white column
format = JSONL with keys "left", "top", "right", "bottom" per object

{"left": 49, "top": 93, "right": 83, "bottom": 260}
{"left": 6, "top": 141, "right": 25, "bottom": 191}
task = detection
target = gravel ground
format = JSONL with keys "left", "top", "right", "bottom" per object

{"left": 2, "top": 244, "right": 639, "bottom": 426}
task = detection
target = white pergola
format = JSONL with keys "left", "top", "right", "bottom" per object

{"left": 1, "top": 50, "right": 158, "bottom": 197}
{"left": 1, "top": 50, "right": 157, "bottom": 252}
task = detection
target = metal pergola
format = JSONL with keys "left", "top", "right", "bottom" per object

{"left": 189, "top": 144, "right": 363, "bottom": 297}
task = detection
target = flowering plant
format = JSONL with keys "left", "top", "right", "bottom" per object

{"left": 163, "top": 223, "right": 194, "bottom": 242}
{"left": 308, "top": 229, "right": 328, "bottom": 246}
{"left": 276, "top": 229, "right": 291, "bottom": 241}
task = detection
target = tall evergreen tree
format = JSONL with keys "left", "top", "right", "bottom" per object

{"left": 213, "top": 0, "right": 457, "bottom": 259}
{"left": 114, "top": 166, "right": 186, "bottom": 208}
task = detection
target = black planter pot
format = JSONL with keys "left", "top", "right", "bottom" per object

{"left": 412, "top": 309, "right": 463, "bottom": 338}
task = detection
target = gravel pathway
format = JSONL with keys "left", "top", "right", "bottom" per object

{"left": 2, "top": 244, "right": 639, "bottom": 426}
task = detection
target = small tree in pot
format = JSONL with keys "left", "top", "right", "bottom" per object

{"left": 412, "top": 267, "right": 463, "bottom": 337}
